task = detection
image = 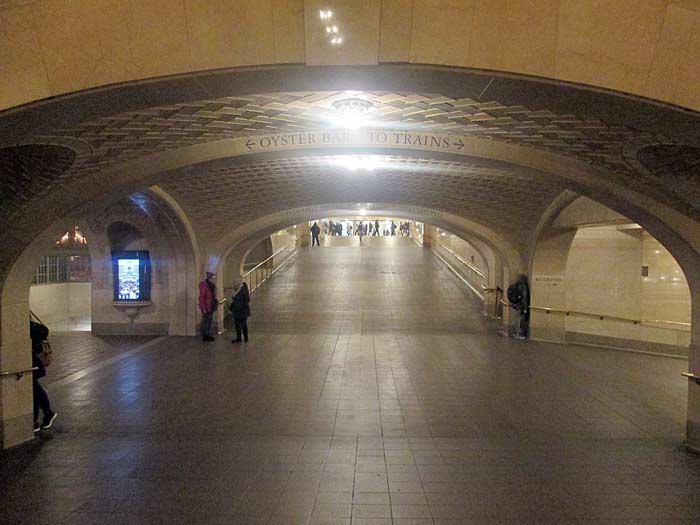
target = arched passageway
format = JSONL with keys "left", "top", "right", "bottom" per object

{"left": 0, "top": 62, "right": 699, "bottom": 476}
{"left": 2, "top": 2, "right": 700, "bottom": 519}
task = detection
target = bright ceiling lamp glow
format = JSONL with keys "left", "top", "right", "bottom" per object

{"left": 327, "top": 98, "right": 372, "bottom": 129}
{"left": 359, "top": 208, "right": 367, "bottom": 216}
{"left": 331, "top": 155, "right": 380, "bottom": 172}
{"left": 319, "top": 9, "right": 333, "bottom": 20}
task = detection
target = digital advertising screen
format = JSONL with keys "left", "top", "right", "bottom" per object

{"left": 117, "top": 258, "right": 140, "bottom": 300}
{"left": 112, "top": 251, "right": 151, "bottom": 302}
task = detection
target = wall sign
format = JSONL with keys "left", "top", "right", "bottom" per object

{"left": 533, "top": 274, "right": 564, "bottom": 287}
{"left": 242, "top": 129, "right": 466, "bottom": 154}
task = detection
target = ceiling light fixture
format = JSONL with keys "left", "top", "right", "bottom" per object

{"left": 330, "top": 98, "right": 372, "bottom": 128}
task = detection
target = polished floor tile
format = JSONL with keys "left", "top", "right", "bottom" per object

{"left": 1, "top": 238, "right": 698, "bottom": 523}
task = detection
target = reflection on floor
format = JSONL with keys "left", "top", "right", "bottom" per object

{"left": 2, "top": 238, "right": 698, "bottom": 523}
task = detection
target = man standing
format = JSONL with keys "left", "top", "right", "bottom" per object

{"left": 390, "top": 221, "right": 397, "bottom": 236}
{"left": 198, "top": 271, "right": 218, "bottom": 342}
{"left": 310, "top": 221, "right": 321, "bottom": 247}
{"left": 374, "top": 219, "right": 380, "bottom": 236}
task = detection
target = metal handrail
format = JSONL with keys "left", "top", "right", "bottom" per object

{"left": 437, "top": 242, "right": 486, "bottom": 278}
{"left": 242, "top": 243, "right": 295, "bottom": 279}
{"left": 0, "top": 367, "right": 38, "bottom": 380}
{"left": 240, "top": 242, "right": 298, "bottom": 294}
{"left": 529, "top": 305, "right": 690, "bottom": 330}
{"left": 682, "top": 372, "right": 700, "bottom": 385}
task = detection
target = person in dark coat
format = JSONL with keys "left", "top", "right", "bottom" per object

{"left": 229, "top": 277, "right": 251, "bottom": 343}
{"left": 30, "top": 320, "right": 57, "bottom": 433}
{"left": 310, "top": 222, "right": 321, "bottom": 247}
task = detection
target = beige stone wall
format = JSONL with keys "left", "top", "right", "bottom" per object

{"left": 2, "top": 1, "right": 700, "bottom": 111}
{"left": 565, "top": 227, "right": 691, "bottom": 348}
{"left": 29, "top": 282, "right": 91, "bottom": 328}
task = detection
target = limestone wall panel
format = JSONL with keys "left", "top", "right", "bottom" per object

{"left": 186, "top": 0, "right": 276, "bottom": 69}
{"left": 128, "top": 0, "right": 192, "bottom": 78}
{"left": 272, "top": 0, "right": 306, "bottom": 63}
{"left": 379, "top": 0, "right": 413, "bottom": 62}
{"left": 646, "top": 5, "right": 700, "bottom": 103}
{"left": 303, "top": 0, "right": 380, "bottom": 65}
{"left": 556, "top": 0, "right": 667, "bottom": 98}
{"left": 469, "top": 0, "right": 558, "bottom": 77}
{"left": 3, "top": 1, "right": 700, "bottom": 111}
{"left": 410, "top": 0, "right": 475, "bottom": 66}
{"left": 0, "top": 5, "right": 50, "bottom": 108}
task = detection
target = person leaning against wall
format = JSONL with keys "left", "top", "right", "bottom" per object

{"left": 198, "top": 271, "right": 218, "bottom": 342}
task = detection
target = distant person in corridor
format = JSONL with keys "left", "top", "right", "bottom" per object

{"left": 230, "top": 277, "right": 251, "bottom": 343}
{"left": 390, "top": 221, "right": 397, "bottom": 236}
{"left": 198, "top": 271, "right": 218, "bottom": 342}
{"left": 310, "top": 221, "right": 321, "bottom": 247}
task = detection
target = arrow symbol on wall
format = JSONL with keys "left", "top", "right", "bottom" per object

{"left": 245, "top": 139, "right": 256, "bottom": 150}
{"left": 453, "top": 138, "right": 464, "bottom": 150}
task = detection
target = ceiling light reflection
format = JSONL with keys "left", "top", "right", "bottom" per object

{"left": 330, "top": 155, "right": 382, "bottom": 172}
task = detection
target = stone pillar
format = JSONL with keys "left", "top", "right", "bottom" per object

{"left": 0, "top": 296, "right": 34, "bottom": 448}
{"left": 423, "top": 224, "right": 436, "bottom": 248}
{"left": 500, "top": 266, "right": 513, "bottom": 336}
{"left": 529, "top": 227, "right": 577, "bottom": 342}
{"left": 296, "top": 223, "right": 310, "bottom": 248}
{"left": 686, "top": 297, "right": 700, "bottom": 451}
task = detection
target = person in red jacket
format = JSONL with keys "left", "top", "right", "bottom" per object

{"left": 198, "top": 271, "right": 218, "bottom": 341}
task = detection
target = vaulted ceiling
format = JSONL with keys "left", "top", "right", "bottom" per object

{"left": 1, "top": 66, "right": 699, "bottom": 268}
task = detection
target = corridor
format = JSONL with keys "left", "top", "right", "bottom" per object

{"left": 1, "top": 239, "right": 698, "bottom": 524}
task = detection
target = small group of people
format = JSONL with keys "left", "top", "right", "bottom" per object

{"left": 358, "top": 219, "right": 400, "bottom": 237}
{"left": 198, "top": 272, "right": 251, "bottom": 344}
{"left": 310, "top": 219, "right": 413, "bottom": 247}
{"left": 325, "top": 221, "right": 344, "bottom": 236}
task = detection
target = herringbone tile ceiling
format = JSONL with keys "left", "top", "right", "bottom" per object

{"left": 2, "top": 90, "right": 697, "bottom": 248}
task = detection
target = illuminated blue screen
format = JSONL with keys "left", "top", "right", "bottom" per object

{"left": 117, "top": 258, "right": 140, "bottom": 300}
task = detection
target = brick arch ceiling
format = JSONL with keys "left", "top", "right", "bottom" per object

{"left": 157, "top": 154, "right": 563, "bottom": 255}
{"left": 1, "top": 67, "right": 699, "bottom": 274}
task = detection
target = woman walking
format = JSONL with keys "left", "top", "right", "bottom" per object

{"left": 229, "top": 277, "right": 251, "bottom": 343}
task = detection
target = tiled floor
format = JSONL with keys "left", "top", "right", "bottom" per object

{"left": 44, "top": 333, "right": 155, "bottom": 385}
{"left": 2, "top": 238, "right": 699, "bottom": 524}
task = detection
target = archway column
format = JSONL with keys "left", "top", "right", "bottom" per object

{"left": 687, "top": 300, "right": 700, "bottom": 451}
{"left": 0, "top": 295, "right": 34, "bottom": 448}
{"left": 529, "top": 227, "right": 577, "bottom": 342}
{"left": 423, "top": 224, "right": 437, "bottom": 248}
{"left": 296, "top": 223, "right": 310, "bottom": 248}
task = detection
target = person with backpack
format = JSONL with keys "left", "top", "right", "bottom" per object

{"left": 229, "top": 277, "right": 251, "bottom": 343}
{"left": 29, "top": 320, "right": 57, "bottom": 433}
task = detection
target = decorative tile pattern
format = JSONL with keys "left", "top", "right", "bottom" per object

{"left": 157, "top": 154, "right": 565, "bottom": 251}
